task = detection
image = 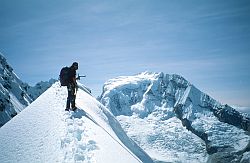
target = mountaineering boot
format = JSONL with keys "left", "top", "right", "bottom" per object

{"left": 72, "top": 107, "right": 77, "bottom": 111}
{"left": 65, "top": 108, "right": 70, "bottom": 111}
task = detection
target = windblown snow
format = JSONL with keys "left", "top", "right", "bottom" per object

{"left": 0, "top": 82, "right": 153, "bottom": 163}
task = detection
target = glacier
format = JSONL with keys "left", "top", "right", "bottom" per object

{"left": 99, "top": 72, "right": 250, "bottom": 163}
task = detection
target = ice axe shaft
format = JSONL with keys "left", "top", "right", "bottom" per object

{"left": 77, "top": 74, "right": 86, "bottom": 80}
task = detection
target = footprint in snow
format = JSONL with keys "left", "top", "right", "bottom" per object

{"left": 61, "top": 110, "right": 98, "bottom": 163}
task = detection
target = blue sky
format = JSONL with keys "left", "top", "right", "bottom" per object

{"left": 1, "top": 0, "right": 250, "bottom": 107}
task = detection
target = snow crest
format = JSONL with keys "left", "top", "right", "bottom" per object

{"left": 0, "top": 82, "right": 153, "bottom": 163}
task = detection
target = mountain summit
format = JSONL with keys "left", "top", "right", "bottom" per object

{"left": 99, "top": 72, "right": 250, "bottom": 163}
{"left": 0, "top": 82, "right": 153, "bottom": 163}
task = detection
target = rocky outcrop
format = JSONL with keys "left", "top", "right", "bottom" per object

{"left": 0, "top": 53, "right": 56, "bottom": 127}
{"left": 210, "top": 104, "right": 250, "bottom": 132}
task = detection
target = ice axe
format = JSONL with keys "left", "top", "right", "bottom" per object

{"left": 75, "top": 74, "right": 87, "bottom": 95}
{"left": 76, "top": 74, "right": 86, "bottom": 80}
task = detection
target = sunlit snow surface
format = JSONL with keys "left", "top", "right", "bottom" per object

{"left": 0, "top": 82, "right": 153, "bottom": 163}
{"left": 117, "top": 115, "right": 208, "bottom": 163}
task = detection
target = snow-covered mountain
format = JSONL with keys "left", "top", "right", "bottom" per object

{"left": 99, "top": 72, "right": 250, "bottom": 163}
{"left": 0, "top": 53, "right": 56, "bottom": 127}
{"left": 0, "top": 82, "right": 153, "bottom": 163}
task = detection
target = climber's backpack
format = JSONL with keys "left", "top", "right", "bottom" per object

{"left": 59, "top": 67, "right": 70, "bottom": 86}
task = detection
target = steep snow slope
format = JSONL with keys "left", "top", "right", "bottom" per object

{"left": 0, "top": 54, "right": 32, "bottom": 126}
{"left": 0, "top": 53, "right": 56, "bottom": 127}
{"left": 99, "top": 72, "right": 250, "bottom": 163}
{"left": 0, "top": 82, "right": 153, "bottom": 163}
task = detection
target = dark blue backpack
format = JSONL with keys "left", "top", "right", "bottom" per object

{"left": 59, "top": 67, "right": 70, "bottom": 86}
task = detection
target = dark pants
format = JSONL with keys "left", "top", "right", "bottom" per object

{"left": 66, "top": 84, "right": 76, "bottom": 109}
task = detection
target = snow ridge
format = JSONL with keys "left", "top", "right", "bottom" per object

{"left": 0, "top": 82, "right": 153, "bottom": 163}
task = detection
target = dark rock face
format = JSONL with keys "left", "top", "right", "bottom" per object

{"left": 207, "top": 142, "right": 250, "bottom": 163}
{"left": 0, "top": 53, "right": 56, "bottom": 127}
{"left": 213, "top": 105, "right": 250, "bottom": 132}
